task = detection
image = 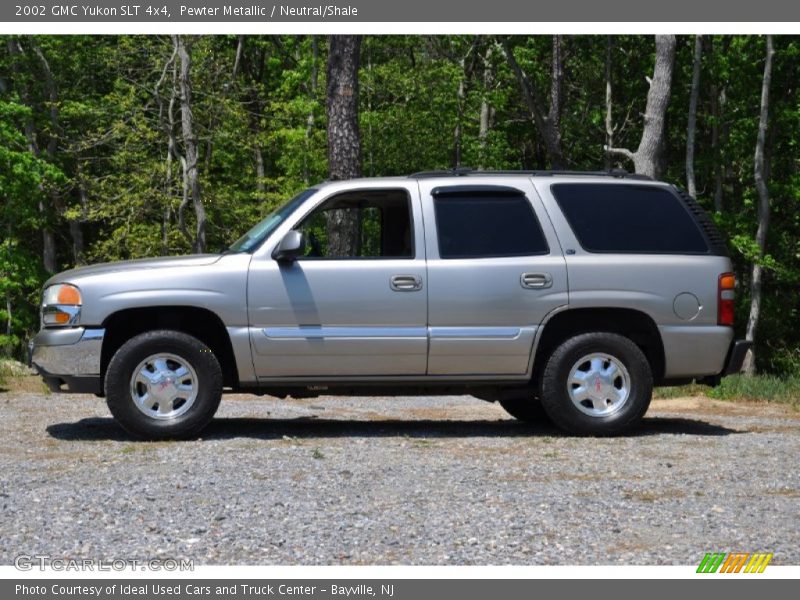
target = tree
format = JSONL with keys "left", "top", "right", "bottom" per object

{"left": 325, "top": 35, "right": 362, "bottom": 256}
{"left": 604, "top": 36, "right": 614, "bottom": 170}
{"left": 742, "top": 35, "right": 776, "bottom": 375}
{"left": 6, "top": 37, "right": 58, "bottom": 273}
{"left": 685, "top": 35, "right": 702, "bottom": 198}
{"left": 173, "top": 35, "right": 207, "bottom": 253}
{"left": 0, "top": 98, "right": 61, "bottom": 354}
{"left": 606, "top": 35, "right": 676, "bottom": 179}
{"left": 502, "top": 36, "right": 567, "bottom": 169}
{"left": 477, "top": 44, "right": 496, "bottom": 169}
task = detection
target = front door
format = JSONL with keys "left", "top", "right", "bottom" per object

{"left": 247, "top": 184, "right": 428, "bottom": 378}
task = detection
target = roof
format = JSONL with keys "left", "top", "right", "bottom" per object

{"left": 408, "top": 168, "right": 653, "bottom": 181}
{"left": 311, "top": 168, "right": 657, "bottom": 190}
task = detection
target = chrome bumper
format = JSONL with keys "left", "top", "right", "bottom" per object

{"left": 29, "top": 327, "right": 105, "bottom": 394}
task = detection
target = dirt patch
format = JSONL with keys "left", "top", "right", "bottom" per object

{"left": 649, "top": 396, "right": 800, "bottom": 418}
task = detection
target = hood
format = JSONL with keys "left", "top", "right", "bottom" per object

{"left": 45, "top": 254, "right": 223, "bottom": 286}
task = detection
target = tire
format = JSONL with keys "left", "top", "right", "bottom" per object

{"left": 498, "top": 396, "right": 549, "bottom": 423}
{"left": 105, "top": 330, "right": 223, "bottom": 440}
{"left": 539, "top": 332, "right": 653, "bottom": 435}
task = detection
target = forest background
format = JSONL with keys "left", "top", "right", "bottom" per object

{"left": 1, "top": 34, "right": 797, "bottom": 389}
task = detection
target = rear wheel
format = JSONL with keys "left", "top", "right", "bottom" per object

{"left": 498, "top": 396, "right": 549, "bottom": 423}
{"left": 539, "top": 332, "right": 653, "bottom": 435}
{"left": 105, "top": 330, "right": 222, "bottom": 440}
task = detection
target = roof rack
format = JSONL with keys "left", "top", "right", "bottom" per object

{"left": 408, "top": 167, "right": 653, "bottom": 181}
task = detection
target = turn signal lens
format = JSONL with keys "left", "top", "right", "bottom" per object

{"left": 718, "top": 273, "right": 736, "bottom": 327}
{"left": 52, "top": 312, "right": 71, "bottom": 325}
{"left": 719, "top": 274, "right": 736, "bottom": 290}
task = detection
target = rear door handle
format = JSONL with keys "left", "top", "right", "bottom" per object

{"left": 391, "top": 275, "right": 423, "bottom": 292}
{"left": 521, "top": 272, "right": 553, "bottom": 289}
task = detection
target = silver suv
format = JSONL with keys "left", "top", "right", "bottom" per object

{"left": 29, "top": 170, "right": 750, "bottom": 439}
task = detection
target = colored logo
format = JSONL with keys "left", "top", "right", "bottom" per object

{"left": 697, "top": 552, "right": 773, "bottom": 573}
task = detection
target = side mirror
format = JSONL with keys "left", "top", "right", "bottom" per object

{"left": 272, "top": 230, "right": 305, "bottom": 263}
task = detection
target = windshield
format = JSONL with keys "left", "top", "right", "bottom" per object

{"left": 228, "top": 188, "right": 317, "bottom": 253}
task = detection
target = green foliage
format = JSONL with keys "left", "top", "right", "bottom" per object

{"left": 653, "top": 383, "right": 710, "bottom": 399}
{"left": 708, "top": 374, "right": 800, "bottom": 406}
{"left": 0, "top": 360, "right": 10, "bottom": 387}
{"left": 0, "top": 95, "right": 62, "bottom": 356}
{"left": 655, "top": 374, "right": 800, "bottom": 405}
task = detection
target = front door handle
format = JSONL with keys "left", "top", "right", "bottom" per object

{"left": 391, "top": 275, "right": 423, "bottom": 292}
{"left": 521, "top": 272, "right": 553, "bottom": 289}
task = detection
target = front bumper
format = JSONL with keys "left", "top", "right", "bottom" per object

{"left": 29, "top": 327, "right": 105, "bottom": 394}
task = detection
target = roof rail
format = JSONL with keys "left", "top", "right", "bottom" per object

{"left": 408, "top": 167, "right": 653, "bottom": 181}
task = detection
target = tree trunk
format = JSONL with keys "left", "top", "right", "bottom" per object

{"left": 452, "top": 38, "right": 479, "bottom": 168}
{"left": 710, "top": 83, "right": 725, "bottom": 212}
{"left": 3, "top": 223, "right": 10, "bottom": 347}
{"left": 174, "top": 35, "right": 206, "bottom": 254}
{"left": 254, "top": 145, "right": 265, "bottom": 199}
{"left": 167, "top": 54, "right": 181, "bottom": 252}
{"left": 5, "top": 293, "right": 12, "bottom": 338}
{"left": 31, "top": 44, "right": 60, "bottom": 273}
{"left": 604, "top": 36, "right": 614, "bottom": 170}
{"left": 164, "top": 61, "right": 177, "bottom": 254}
{"left": 325, "top": 35, "right": 362, "bottom": 257}
{"left": 685, "top": 36, "right": 702, "bottom": 198}
{"left": 154, "top": 42, "right": 178, "bottom": 254}
{"left": 502, "top": 36, "right": 567, "bottom": 169}
{"left": 546, "top": 35, "right": 565, "bottom": 167}
{"left": 606, "top": 35, "right": 676, "bottom": 179}
{"left": 70, "top": 174, "right": 87, "bottom": 265}
{"left": 711, "top": 38, "right": 731, "bottom": 213}
{"left": 304, "top": 35, "right": 319, "bottom": 183}
{"left": 237, "top": 38, "right": 267, "bottom": 202}
{"left": 478, "top": 46, "right": 495, "bottom": 169}
{"left": 742, "top": 35, "right": 776, "bottom": 376}
{"left": 453, "top": 54, "right": 466, "bottom": 169}
{"left": 233, "top": 35, "right": 244, "bottom": 79}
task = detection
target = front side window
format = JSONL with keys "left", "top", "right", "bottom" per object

{"left": 551, "top": 183, "right": 709, "bottom": 254}
{"left": 296, "top": 189, "right": 414, "bottom": 259}
{"left": 433, "top": 189, "right": 549, "bottom": 259}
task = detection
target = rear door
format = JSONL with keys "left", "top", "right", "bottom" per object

{"left": 419, "top": 179, "right": 568, "bottom": 376}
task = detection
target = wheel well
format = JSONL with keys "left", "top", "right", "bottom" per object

{"left": 100, "top": 306, "right": 238, "bottom": 389}
{"left": 533, "top": 308, "right": 665, "bottom": 381}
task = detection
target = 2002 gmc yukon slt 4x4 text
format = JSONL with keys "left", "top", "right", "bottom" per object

{"left": 29, "top": 170, "right": 750, "bottom": 439}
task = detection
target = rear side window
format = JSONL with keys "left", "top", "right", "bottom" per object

{"left": 551, "top": 183, "right": 709, "bottom": 254}
{"left": 433, "top": 189, "right": 549, "bottom": 259}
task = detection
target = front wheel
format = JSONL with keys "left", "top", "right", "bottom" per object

{"left": 539, "top": 332, "right": 653, "bottom": 435}
{"left": 105, "top": 330, "right": 223, "bottom": 440}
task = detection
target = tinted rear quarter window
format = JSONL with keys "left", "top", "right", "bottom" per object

{"left": 551, "top": 183, "right": 709, "bottom": 254}
{"left": 433, "top": 190, "right": 549, "bottom": 259}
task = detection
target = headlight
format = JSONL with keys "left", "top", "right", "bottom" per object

{"left": 42, "top": 284, "right": 82, "bottom": 326}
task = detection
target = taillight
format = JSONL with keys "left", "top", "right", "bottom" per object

{"left": 718, "top": 273, "right": 736, "bottom": 326}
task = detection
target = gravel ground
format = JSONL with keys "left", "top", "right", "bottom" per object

{"left": 1, "top": 379, "right": 798, "bottom": 565}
